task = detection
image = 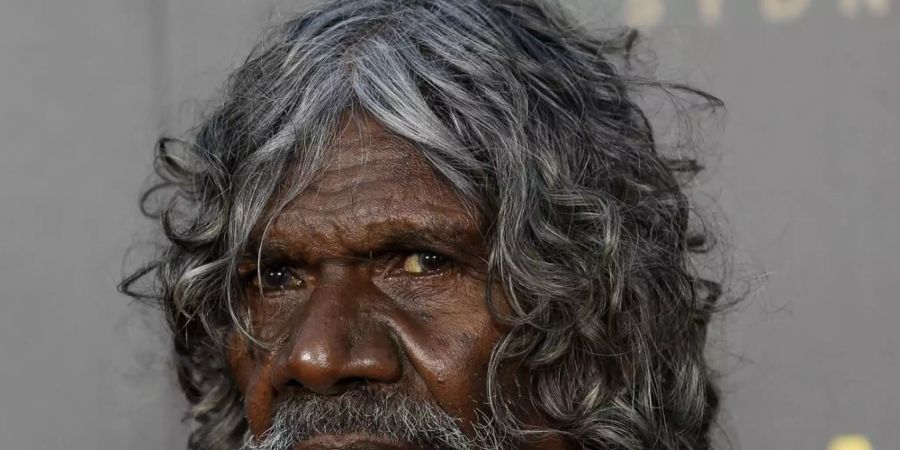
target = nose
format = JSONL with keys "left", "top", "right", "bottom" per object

{"left": 269, "top": 267, "right": 402, "bottom": 395}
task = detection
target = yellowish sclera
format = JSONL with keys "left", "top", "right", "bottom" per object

{"left": 403, "top": 253, "right": 424, "bottom": 274}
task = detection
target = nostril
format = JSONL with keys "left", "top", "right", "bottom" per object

{"left": 271, "top": 308, "right": 404, "bottom": 395}
{"left": 334, "top": 377, "right": 367, "bottom": 391}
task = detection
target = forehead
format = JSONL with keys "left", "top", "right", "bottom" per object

{"left": 303, "top": 113, "right": 445, "bottom": 211}
{"left": 263, "top": 113, "right": 479, "bottom": 252}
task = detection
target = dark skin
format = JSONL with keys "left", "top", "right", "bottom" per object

{"left": 227, "top": 113, "right": 566, "bottom": 450}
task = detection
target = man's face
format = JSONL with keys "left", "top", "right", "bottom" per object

{"left": 227, "top": 114, "right": 560, "bottom": 449}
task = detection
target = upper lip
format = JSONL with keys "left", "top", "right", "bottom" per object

{"left": 293, "top": 431, "right": 418, "bottom": 450}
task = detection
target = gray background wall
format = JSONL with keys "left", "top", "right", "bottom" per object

{"left": 0, "top": 1, "right": 897, "bottom": 449}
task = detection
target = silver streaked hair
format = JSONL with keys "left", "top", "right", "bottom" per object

{"left": 121, "top": 0, "right": 725, "bottom": 449}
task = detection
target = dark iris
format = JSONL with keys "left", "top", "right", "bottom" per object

{"left": 259, "top": 266, "right": 295, "bottom": 290}
{"left": 419, "top": 252, "right": 450, "bottom": 273}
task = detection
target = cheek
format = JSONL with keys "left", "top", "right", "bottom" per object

{"left": 226, "top": 275, "right": 513, "bottom": 437}
{"left": 226, "top": 333, "right": 278, "bottom": 437}
{"left": 244, "top": 288, "right": 308, "bottom": 344}
{"left": 383, "top": 277, "right": 509, "bottom": 426}
{"left": 226, "top": 294, "right": 309, "bottom": 437}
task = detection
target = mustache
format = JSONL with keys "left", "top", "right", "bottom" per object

{"left": 243, "top": 387, "right": 501, "bottom": 450}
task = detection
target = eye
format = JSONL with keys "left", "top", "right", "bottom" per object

{"left": 252, "top": 265, "right": 303, "bottom": 291}
{"left": 402, "top": 251, "right": 452, "bottom": 275}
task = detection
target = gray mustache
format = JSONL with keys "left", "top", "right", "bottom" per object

{"left": 243, "top": 388, "right": 499, "bottom": 450}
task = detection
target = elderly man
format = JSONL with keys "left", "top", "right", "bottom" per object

{"left": 122, "top": 0, "right": 723, "bottom": 449}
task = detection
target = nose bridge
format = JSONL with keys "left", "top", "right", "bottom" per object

{"left": 270, "top": 263, "right": 402, "bottom": 395}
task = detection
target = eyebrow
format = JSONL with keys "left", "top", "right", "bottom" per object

{"left": 240, "top": 238, "right": 292, "bottom": 262}
{"left": 240, "top": 218, "right": 486, "bottom": 264}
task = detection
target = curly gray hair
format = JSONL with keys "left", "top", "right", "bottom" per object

{"left": 121, "top": 0, "right": 725, "bottom": 448}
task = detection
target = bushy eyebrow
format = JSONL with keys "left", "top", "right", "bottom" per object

{"left": 371, "top": 228, "right": 474, "bottom": 255}
{"left": 240, "top": 218, "right": 487, "bottom": 265}
{"left": 239, "top": 239, "right": 292, "bottom": 263}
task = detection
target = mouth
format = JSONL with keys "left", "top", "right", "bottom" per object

{"left": 293, "top": 431, "right": 419, "bottom": 450}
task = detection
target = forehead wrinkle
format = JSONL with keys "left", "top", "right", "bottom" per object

{"left": 266, "top": 195, "right": 478, "bottom": 252}
{"left": 310, "top": 151, "right": 410, "bottom": 196}
{"left": 311, "top": 116, "right": 420, "bottom": 201}
{"left": 258, "top": 111, "right": 481, "bottom": 259}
